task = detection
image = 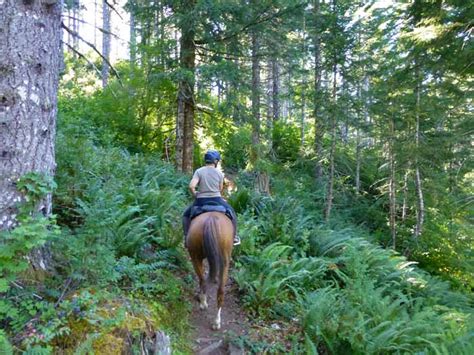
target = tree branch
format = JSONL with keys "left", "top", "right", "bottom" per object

{"left": 104, "top": 0, "right": 123, "bottom": 21}
{"left": 195, "top": 3, "right": 305, "bottom": 45}
{"left": 62, "top": 15, "right": 123, "bottom": 41}
{"left": 63, "top": 41, "right": 102, "bottom": 77}
{"left": 62, "top": 22, "right": 123, "bottom": 87}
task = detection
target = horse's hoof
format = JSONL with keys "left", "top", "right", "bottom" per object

{"left": 208, "top": 277, "right": 218, "bottom": 284}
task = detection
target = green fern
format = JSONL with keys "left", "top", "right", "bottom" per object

{"left": 0, "top": 331, "right": 13, "bottom": 355}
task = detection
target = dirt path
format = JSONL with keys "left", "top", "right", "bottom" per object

{"left": 189, "top": 270, "right": 249, "bottom": 355}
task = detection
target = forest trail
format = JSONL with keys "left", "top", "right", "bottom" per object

{"left": 189, "top": 270, "right": 248, "bottom": 355}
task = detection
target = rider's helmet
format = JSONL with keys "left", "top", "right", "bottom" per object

{"left": 204, "top": 150, "right": 221, "bottom": 164}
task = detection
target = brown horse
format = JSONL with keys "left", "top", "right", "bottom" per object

{"left": 186, "top": 211, "right": 234, "bottom": 330}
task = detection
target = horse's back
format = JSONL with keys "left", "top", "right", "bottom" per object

{"left": 187, "top": 212, "right": 234, "bottom": 256}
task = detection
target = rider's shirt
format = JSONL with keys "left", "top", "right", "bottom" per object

{"left": 193, "top": 166, "right": 224, "bottom": 198}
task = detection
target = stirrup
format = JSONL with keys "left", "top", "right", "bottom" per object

{"left": 233, "top": 235, "right": 241, "bottom": 246}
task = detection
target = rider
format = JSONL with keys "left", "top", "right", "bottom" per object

{"left": 182, "top": 150, "right": 240, "bottom": 246}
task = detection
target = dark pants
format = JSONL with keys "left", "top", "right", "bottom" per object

{"left": 183, "top": 197, "right": 237, "bottom": 238}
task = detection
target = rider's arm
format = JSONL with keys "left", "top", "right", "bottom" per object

{"left": 189, "top": 176, "right": 199, "bottom": 198}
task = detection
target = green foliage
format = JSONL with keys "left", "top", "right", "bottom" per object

{"left": 16, "top": 172, "right": 57, "bottom": 209}
{"left": 272, "top": 121, "right": 301, "bottom": 163}
{"left": 59, "top": 58, "right": 176, "bottom": 155}
{"left": 234, "top": 174, "right": 474, "bottom": 353}
{"left": 0, "top": 172, "right": 60, "bottom": 348}
{"left": 53, "top": 135, "right": 188, "bottom": 286}
{"left": 222, "top": 125, "right": 252, "bottom": 170}
{"left": 227, "top": 188, "right": 252, "bottom": 214}
{"left": 0, "top": 330, "right": 13, "bottom": 355}
{"left": 0, "top": 216, "right": 59, "bottom": 290}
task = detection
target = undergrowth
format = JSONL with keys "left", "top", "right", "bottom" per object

{"left": 0, "top": 112, "right": 194, "bottom": 353}
{"left": 232, "top": 171, "right": 474, "bottom": 354}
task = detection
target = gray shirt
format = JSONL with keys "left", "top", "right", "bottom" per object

{"left": 193, "top": 166, "right": 224, "bottom": 198}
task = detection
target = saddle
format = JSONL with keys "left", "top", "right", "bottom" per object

{"left": 190, "top": 202, "right": 233, "bottom": 222}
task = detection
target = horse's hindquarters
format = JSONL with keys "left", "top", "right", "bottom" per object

{"left": 187, "top": 212, "right": 234, "bottom": 330}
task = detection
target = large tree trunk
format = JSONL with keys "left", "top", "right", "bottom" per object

{"left": 301, "top": 15, "right": 307, "bottom": 149}
{"left": 413, "top": 63, "right": 424, "bottom": 238}
{"left": 251, "top": 29, "right": 261, "bottom": 151}
{"left": 355, "top": 24, "right": 363, "bottom": 194}
{"left": 301, "top": 83, "right": 306, "bottom": 148}
{"left": 73, "top": 0, "right": 80, "bottom": 54}
{"left": 324, "top": 0, "right": 337, "bottom": 222}
{"left": 250, "top": 27, "right": 270, "bottom": 194}
{"left": 389, "top": 116, "right": 397, "bottom": 249}
{"left": 313, "top": 0, "right": 323, "bottom": 183}
{"left": 129, "top": 7, "right": 136, "bottom": 68}
{"left": 324, "top": 60, "right": 337, "bottom": 221}
{"left": 175, "top": 0, "right": 195, "bottom": 173}
{"left": 0, "top": 0, "right": 62, "bottom": 269}
{"left": 102, "top": 0, "right": 111, "bottom": 88}
{"left": 341, "top": 76, "right": 349, "bottom": 144}
{"left": 272, "top": 58, "right": 280, "bottom": 122}
{"left": 266, "top": 58, "right": 273, "bottom": 141}
{"left": 283, "top": 69, "right": 291, "bottom": 120}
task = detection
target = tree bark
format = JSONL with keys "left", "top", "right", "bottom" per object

{"left": 401, "top": 165, "right": 410, "bottom": 222}
{"left": 266, "top": 58, "right": 273, "bottom": 142}
{"left": 129, "top": 6, "right": 136, "bottom": 68}
{"left": 272, "top": 58, "right": 280, "bottom": 122}
{"left": 355, "top": 127, "right": 361, "bottom": 193}
{"left": 102, "top": 0, "right": 111, "bottom": 88}
{"left": 313, "top": 0, "right": 323, "bottom": 183}
{"left": 251, "top": 29, "right": 261, "bottom": 150}
{"left": 67, "top": 8, "right": 72, "bottom": 51}
{"left": 301, "top": 15, "right": 307, "bottom": 149}
{"left": 355, "top": 22, "right": 363, "bottom": 194}
{"left": 175, "top": 0, "right": 195, "bottom": 173}
{"left": 73, "top": 0, "right": 80, "bottom": 54}
{"left": 301, "top": 85, "right": 306, "bottom": 148}
{"left": 324, "top": 0, "right": 337, "bottom": 221}
{"left": 414, "top": 63, "right": 424, "bottom": 238}
{"left": 324, "top": 60, "right": 337, "bottom": 222}
{"left": 250, "top": 26, "right": 270, "bottom": 194}
{"left": 389, "top": 116, "right": 397, "bottom": 249}
{"left": 281, "top": 68, "right": 289, "bottom": 120}
{"left": 341, "top": 76, "right": 349, "bottom": 144}
{"left": 0, "top": 0, "right": 62, "bottom": 268}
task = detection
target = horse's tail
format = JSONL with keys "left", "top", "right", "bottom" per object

{"left": 203, "top": 216, "right": 223, "bottom": 281}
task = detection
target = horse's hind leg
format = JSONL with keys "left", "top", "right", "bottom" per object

{"left": 212, "top": 259, "right": 230, "bottom": 330}
{"left": 191, "top": 258, "right": 208, "bottom": 310}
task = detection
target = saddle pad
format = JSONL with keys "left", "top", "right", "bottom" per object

{"left": 190, "top": 205, "right": 232, "bottom": 221}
